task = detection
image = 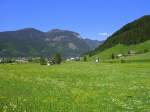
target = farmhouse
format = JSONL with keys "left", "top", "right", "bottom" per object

{"left": 75, "top": 57, "right": 80, "bottom": 61}
{"left": 47, "top": 63, "right": 50, "bottom": 66}
{"left": 66, "top": 57, "right": 80, "bottom": 61}
{"left": 16, "top": 59, "right": 28, "bottom": 63}
{"left": 15, "top": 57, "right": 28, "bottom": 63}
{"left": 66, "top": 59, "right": 71, "bottom": 61}
{"left": 117, "top": 53, "right": 123, "bottom": 58}
{"left": 70, "top": 57, "right": 75, "bottom": 61}
{"left": 128, "top": 50, "right": 136, "bottom": 55}
{"left": 95, "top": 57, "right": 100, "bottom": 63}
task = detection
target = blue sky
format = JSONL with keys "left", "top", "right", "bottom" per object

{"left": 0, "top": 0, "right": 150, "bottom": 40}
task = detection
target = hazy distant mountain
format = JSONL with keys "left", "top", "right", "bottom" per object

{"left": 84, "top": 39, "right": 104, "bottom": 50}
{"left": 0, "top": 28, "right": 101, "bottom": 57}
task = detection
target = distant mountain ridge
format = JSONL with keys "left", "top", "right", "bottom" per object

{"left": 0, "top": 28, "right": 101, "bottom": 57}
{"left": 94, "top": 15, "right": 150, "bottom": 53}
{"left": 84, "top": 39, "right": 104, "bottom": 50}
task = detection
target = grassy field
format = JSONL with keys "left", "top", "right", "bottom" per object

{"left": 0, "top": 62, "right": 150, "bottom": 112}
{"left": 91, "top": 40, "right": 150, "bottom": 60}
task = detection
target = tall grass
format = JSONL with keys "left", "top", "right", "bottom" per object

{"left": 0, "top": 62, "right": 150, "bottom": 111}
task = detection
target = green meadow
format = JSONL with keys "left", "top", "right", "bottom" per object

{"left": 0, "top": 62, "right": 150, "bottom": 112}
{"left": 92, "top": 40, "right": 150, "bottom": 60}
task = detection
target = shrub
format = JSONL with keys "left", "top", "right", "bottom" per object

{"left": 111, "top": 53, "right": 115, "bottom": 59}
{"left": 53, "top": 53, "right": 62, "bottom": 64}
{"left": 83, "top": 56, "right": 87, "bottom": 62}
{"left": 88, "top": 52, "right": 93, "bottom": 57}
{"left": 0, "top": 58, "right": 14, "bottom": 64}
{"left": 144, "top": 49, "right": 149, "bottom": 53}
{"left": 121, "top": 59, "right": 126, "bottom": 63}
{"left": 40, "top": 57, "right": 47, "bottom": 65}
{"left": 28, "top": 58, "right": 33, "bottom": 62}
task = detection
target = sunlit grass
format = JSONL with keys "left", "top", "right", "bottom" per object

{"left": 0, "top": 62, "right": 150, "bottom": 111}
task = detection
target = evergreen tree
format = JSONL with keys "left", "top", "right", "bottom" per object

{"left": 40, "top": 57, "right": 47, "bottom": 65}
{"left": 144, "top": 49, "right": 149, "bottom": 53}
{"left": 53, "top": 53, "right": 62, "bottom": 64}
{"left": 111, "top": 53, "right": 115, "bottom": 59}
{"left": 88, "top": 52, "right": 93, "bottom": 57}
{"left": 83, "top": 56, "right": 87, "bottom": 62}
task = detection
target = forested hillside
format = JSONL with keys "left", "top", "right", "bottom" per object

{"left": 94, "top": 15, "right": 150, "bottom": 53}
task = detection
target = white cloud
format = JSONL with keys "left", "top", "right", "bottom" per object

{"left": 98, "top": 32, "right": 109, "bottom": 36}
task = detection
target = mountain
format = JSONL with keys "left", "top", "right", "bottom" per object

{"left": 84, "top": 39, "right": 104, "bottom": 50}
{"left": 0, "top": 28, "right": 101, "bottom": 57}
{"left": 88, "top": 15, "right": 150, "bottom": 60}
{"left": 94, "top": 15, "right": 150, "bottom": 53}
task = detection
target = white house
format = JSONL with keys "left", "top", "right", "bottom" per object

{"left": 117, "top": 54, "right": 123, "bottom": 57}
{"left": 95, "top": 57, "right": 100, "bottom": 63}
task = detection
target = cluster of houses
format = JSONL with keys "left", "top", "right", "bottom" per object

{"left": 116, "top": 50, "right": 136, "bottom": 58}
{"left": 0, "top": 50, "right": 138, "bottom": 64}
{"left": 15, "top": 57, "right": 29, "bottom": 63}
{"left": 66, "top": 56, "right": 101, "bottom": 63}
{"left": 0, "top": 56, "right": 81, "bottom": 65}
{"left": 0, "top": 57, "right": 38, "bottom": 64}
{"left": 93, "top": 50, "right": 137, "bottom": 63}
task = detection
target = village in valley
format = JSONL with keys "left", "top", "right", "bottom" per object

{"left": 0, "top": 48, "right": 141, "bottom": 65}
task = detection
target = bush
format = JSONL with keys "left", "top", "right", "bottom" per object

{"left": 144, "top": 49, "right": 149, "bottom": 53}
{"left": 111, "top": 53, "right": 115, "bottom": 59}
{"left": 40, "top": 57, "right": 47, "bottom": 65}
{"left": 53, "top": 53, "right": 62, "bottom": 64}
{"left": 28, "top": 58, "right": 33, "bottom": 62}
{"left": 88, "top": 52, "right": 93, "bottom": 57}
{"left": 83, "top": 56, "right": 87, "bottom": 62}
{"left": 0, "top": 58, "right": 14, "bottom": 64}
{"left": 121, "top": 59, "right": 126, "bottom": 63}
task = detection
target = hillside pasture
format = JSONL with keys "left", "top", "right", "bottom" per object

{"left": 90, "top": 40, "right": 150, "bottom": 63}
